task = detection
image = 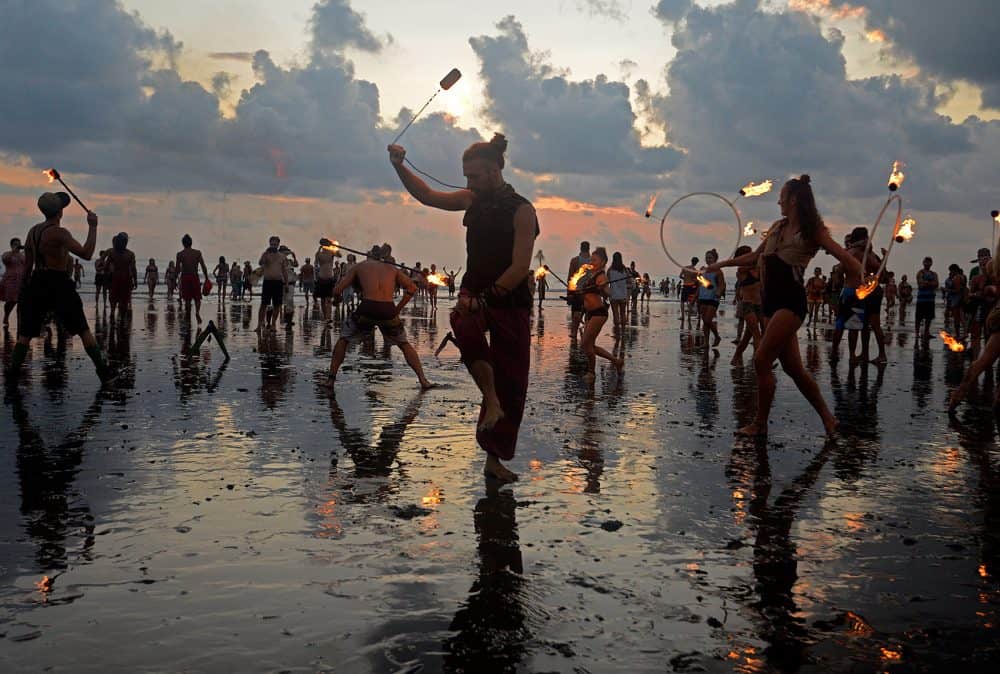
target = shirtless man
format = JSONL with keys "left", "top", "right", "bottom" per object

{"left": 73, "top": 259, "right": 84, "bottom": 288}
{"left": 176, "top": 234, "right": 208, "bottom": 323}
{"left": 300, "top": 257, "right": 316, "bottom": 308}
{"left": 314, "top": 238, "right": 337, "bottom": 324}
{"left": 805, "top": 267, "right": 826, "bottom": 326}
{"left": 6, "top": 191, "right": 114, "bottom": 383}
{"left": 568, "top": 241, "right": 590, "bottom": 335}
{"left": 256, "top": 236, "right": 287, "bottom": 333}
{"left": 326, "top": 245, "right": 432, "bottom": 389}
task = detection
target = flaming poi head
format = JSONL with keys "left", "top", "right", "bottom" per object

{"left": 939, "top": 331, "right": 965, "bottom": 352}
{"left": 644, "top": 194, "right": 658, "bottom": 218}
{"left": 855, "top": 275, "right": 879, "bottom": 300}
{"left": 568, "top": 264, "right": 592, "bottom": 291}
{"left": 320, "top": 239, "right": 340, "bottom": 255}
{"left": 696, "top": 274, "right": 713, "bottom": 289}
{"left": 887, "top": 161, "right": 905, "bottom": 191}
{"left": 534, "top": 267, "right": 548, "bottom": 280}
{"left": 35, "top": 575, "right": 53, "bottom": 593}
{"left": 739, "top": 179, "right": 773, "bottom": 198}
{"left": 743, "top": 221, "right": 758, "bottom": 237}
{"left": 426, "top": 272, "right": 448, "bottom": 287}
{"left": 43, "top": 168, "right": 59, "bottom": 183}
{"left": 895, "top": 216, "right": 916, "bottom": 243}
{"left": 992, "top": 209, "right": 1000, "bottom": 224}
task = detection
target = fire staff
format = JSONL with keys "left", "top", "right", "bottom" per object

{"left": 388, "top": 134, "right": 538, "bottom": 484}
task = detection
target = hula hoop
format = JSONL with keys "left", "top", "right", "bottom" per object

{"left": 658, "top": 192, "right": 743, "bottom": 271}
{"left": 861, "top": 194, "right": 902, "bottom": 282}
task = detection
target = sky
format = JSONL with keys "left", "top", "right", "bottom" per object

{"left": 1, "top": 0, "right": 999, "bottom": 277}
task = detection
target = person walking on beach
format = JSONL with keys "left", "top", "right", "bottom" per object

{"left": 576, "top": 246, "right": 624, "bottom": 383}
{"left": 242, "top": 261, "right": 253, "bottom": 301}
{"left": 679, "top": 259, "right": 699, "bottom": 326}
{"left": 805, "top": 267, "right": 826, "bottom": 326}
{"left": 213, "top": 256, "right": 229, "bottom": 302}
{"left": 731, "top": 245, "right": 763, "bottom": 364}
{"left": 705, "top": 175, "right": 861, "bottom": 438}
{"left": 94, "top": 249, "right": 109, "bottom": 305}
{"left": 164, "top": 260, "right": 177, "bottom": 300}
{"left": 314, "top": 239, "right": 337, "bottom": 324}
{"left": 389, "top": 133, "right": 538, "bottom": 484}
{"left": 326, "top": 245, "right": 432, "bottom": 389}
{"left": 144, "top": 258, "right": 158, "bottom": 298}
{"left": 72, "top": 258, "right": 84, "bottom": 289}
{"left": 229, "top": 261, "right": 242, "bottom": 300}
{"left": 607, "top": 252, "right": 629, "bottom": 330}
{"left": 300, "top": 257, "right": 315, "bottom": 308}
{"left": 698, "top": 249, "right": 725, "bottom": 348}
{"left": 915, "top": 257, "right": 939, "bottom": 340}
{"left": 176, "top": 234, "right": 208, "bottom": 323}
{"left": 6, "top": 192, "right": 114, "bottom": 382}
{"left": 949, "top": 243, "right": 1000, "bottom": 411}
{"left": 107, "top": 232, "right": 137, "bottom": 322}
{"left": 1, "top": 237, "right": 26, "bottom": 327}
{"left": 256, "top": 236, "right": 286, "bottom": 333}
{"left": 568, "top": 242, "right": 590, "bottom": 336}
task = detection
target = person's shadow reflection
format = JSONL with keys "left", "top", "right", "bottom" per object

{"left": 9, "top": 388, "right": 104, "bottom": 571}
{"left": 443, "top": 483, "right": 528, "bottom": 672}
{"left": 731, "top": 438, "right": 836, "bottom": 672}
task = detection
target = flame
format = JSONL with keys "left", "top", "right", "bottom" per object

{"left": 35, "top": 575, "right": 53, "bottom": 593}
{"left": 739, "top": 179, "right": 773, "bottom": 198}
{"left": 855, "top": 276, "right": 879, "bottom": 300}
{"left": 939, "top": 331, "right": 965, "bottom": 352}
{"left": 43, "top": 168, "right": 58, "bottom": 183}
{"left": 993, "top": 210, "right": 1000, "bottom": 225}
{"left": 425, "top": 272, "right": 448, "bottom": 287}
{"left": 534, "top": 267, "right": 548, "bottom": 280}
{"left": 321, "top": 240, "right": 340, "bottom": 255}
{"left": 696, "top": 274, "right": 712, "bottom": 288}
{"left": 644, "top": 194, "right": 658, "bottom": 218}
{"left": 888, "top": 160, "right": 905, "bottom": 191}
{"left": 568, "top": 264, "right": 592, "bottom": 291}
{"left": 980, "top": 564, "right": 989, "bottom": 578}
{"left": 880, "top": 647, "right": 903, "bottom": 662}
{"left": 743, "top": 221, "right": 758, "bottom": 237}
{"left": 895, "top": 216, "right": 916, "bottom": 242}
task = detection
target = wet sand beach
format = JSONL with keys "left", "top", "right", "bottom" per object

{"left": 1, "top": 295, "right": 998, "bottom": 672}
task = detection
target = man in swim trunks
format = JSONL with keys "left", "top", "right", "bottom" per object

{"left": 256, "top": 236, "right": 287, "bottom": 333}
{"left": 679, "top": 257, "right": 699, "bottom": 326}
{"left": 176, "top": 234, "right": 209, "bottom": 323}
{"left": 326, "top": 246, "right": 432, "bottom": 389}
{"left": 7, "top": 192, "right": 115, "bottom": 383}
{"left": 805, "top": 266, "right": 826, "bottom": 326}
{"left": 300, "top": 257, "right": 315, "bottom": 308}
{"left": 314, "top": 238, "right": 337, "bottom": 324}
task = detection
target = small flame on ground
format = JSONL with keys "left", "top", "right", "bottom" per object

{"left": 743, "top": 221, "right": 758, "bottom": 237}
{"left": 644, "top": 194, "right": 658, "bottom": 218}
{"left": 888, "top": 160, "right": 905, "bottom": 191}
{"left": 895, "top": 216, "right": 916, "bottom": 242}
{"left": 43, "top": 168, "right": 58, "bottom": 183}
{"left": 534, "top": 267, "right": 548, "bottom": 280}
{"left": 739, "top": 179, "right": 773, "bottom": 198}
{"left": 855, "top": 276, "right": 879, "bottom": 300}
{"left": 880, "top": 647, "right": 903, "bottom": 662}
{"left": 35, "top": 576, "right": 53, "bottom": 593}
{"left": 568, "top": 264, "right": 592, "bottom": 291}
{"left": 426, "top": 272, "right": 448, "bottom": 287}
{"left": 940, "top": 331, "right": 965, "bottom": 352}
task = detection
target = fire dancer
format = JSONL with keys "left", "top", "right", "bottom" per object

{"left": 968, "top": 248, "right": 994, "bottom": 351}
{"left": 6, "top": 192, "right": 114, "bottom": 383}
{"left": 705, "top": 175, "right": 861, "bottom": 438}
{"left": 176, "top": 234, "right": 208, "bottom": 323}
{"left": 1, "top": 237, "right": 26, "bottom": 327}
{"left": 314, "top": 238, "right": 337, "bottom": 324}
{"left": 107, "top": 232, "right": 137, "bottom": 322}
{"left": 575, "top": 247, "right": 624, "bottom": 383}
{"left": 388, "top": 133, "right": 538, "bottom": 483}
{"left": 915, "top": 257, "right": 939, "bottom": 340}
{"left": 568, "top": 242, "right": 590, "bottom": 336}
{"left": 949, "top": 243, "right": 1000, "bottom": 412}
{"left": 255, "top": 236, "right": 286, "bottom": 333}
{"left": 326, "top": 246, "right": 432, "bottom": 389}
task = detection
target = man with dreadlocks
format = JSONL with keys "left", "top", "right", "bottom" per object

{"left": 388, "top": 133, "right": 538, "bottom": 483}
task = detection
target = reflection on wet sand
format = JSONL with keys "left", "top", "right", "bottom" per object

{"left": 444, "top": 484, "right": 528, "bottom": 671}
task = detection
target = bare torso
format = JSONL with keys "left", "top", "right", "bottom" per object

{"left": 177, "top": 248, "right": 204, "bottom": 275}
{"left": 354, "top": 260, "right": 411, "bottom": 302}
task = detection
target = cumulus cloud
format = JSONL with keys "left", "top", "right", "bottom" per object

{"left": 652, "top": 0, "right": 694, "bottom": 24}
{"left": 309, "top": 0, "right": 385, "bottom": 56}
{"left": 577, "top": 0, "right": 628, "bottom": 22}
{"left": 469, "top": 16, "right": 682, "bottom": 180}
{"left": 207, "top": 52, "right": 255, "bottom": 62}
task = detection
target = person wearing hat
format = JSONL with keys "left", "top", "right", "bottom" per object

{"left": 5, "top": 192, "right": 114, "bottom": 383}
{"left": 967, "top": 247, "right": 993, "bottom": 351}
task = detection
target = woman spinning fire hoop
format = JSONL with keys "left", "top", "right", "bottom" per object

{"left": 706, "top": 175, "right": 861, "bottom": 438}
{"left": 388, "top": 134, "right": 538, "bottom": 484}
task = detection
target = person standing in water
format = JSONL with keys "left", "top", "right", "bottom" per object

{"left": 6, "top": 192, "right": 114, "bottom": 382}
{"left": 705, "top": 175, "right": 861, "bottom": 438}
{"left": 698, "top": 249, "right": 725, "bottom": 348}
{"left": 213, "top": 256, "right": 229, "bottom": 302}
{"left": 314, "top": 239, "right": 337, "bottom": 324}
{"left": 731, "top": 245, "right": 762, "bottom": 364}
{"left": 144, "top": 258, "right": 158, "bottom": 298}
{"left": 1, "top": 237, "right": 26, "bottom": 328}
{"left": 576, "top": 247, "right": 624, "bottom": 383}
{"left": 107, "top": 232, "right": 137, "bottom": 322}
{"left": 389, "top": 133, "right": 538, "bottom": 484}
{"left": 176, "top": 234, "right": 208, "bottom": 323}
{"left": 568, "top": 242, "right": 590, "bottom": 336}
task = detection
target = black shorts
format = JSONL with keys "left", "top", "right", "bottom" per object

{"left": 585, "top": 306, "right": 609, "bottom": 320}
{"left": 18, "top": 270, "right": 90, "bottom": 338}
{"left": 698, "top": 299, "right": 719, "bottom": 309}
{"left": 261, "top": 279, "right": 284, "bottom": 308}
{"left": 314, "top": 278, "right": 335, "bottom": 299}
{"left": 761, "top": 257, "right": 808, "bottom": 321}
{"left": 570, "top": 294, "right": 584, "bottom": 312}
{"left": 681, "top": 286, "right": 696, "bottom": 302}
{"left": 915, "top": 301, "right": 935, "bottom": 322}
{"left": 863, "top": 285, "right": 884, "bottom": 316}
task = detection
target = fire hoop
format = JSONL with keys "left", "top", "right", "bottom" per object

{"left": 657, "top": 192, "right": 743, "bottom": 271}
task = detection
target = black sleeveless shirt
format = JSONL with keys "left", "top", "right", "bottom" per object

{"left": 461, "top": 184, "right": 539, "bottom": 308}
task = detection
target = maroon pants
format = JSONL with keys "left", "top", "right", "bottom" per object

{"left": 450, "top": 298, "right": 531, "bottom": 461}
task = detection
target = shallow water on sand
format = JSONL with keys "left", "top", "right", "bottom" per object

{"left": 1, "top": 293, "right": 998, "bottom": 672}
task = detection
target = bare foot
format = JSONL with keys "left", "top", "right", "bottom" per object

{"left": 948, "top": 389, "right": 963, "bottom": 413}
{"left": 823, "top": 417, "right": 839, "bottom": 438}
{"left": 478, "top": 398, "right": 505, "bottom": 432}
{"left": 419, "top": 379, "right": 436, "bottom": 390}
{"left": 484, "top": 455, "right": 518, "bottom": 483}
{"left": 736, "top": 423, "right": 766, "bottom": 437}
{"left": 583, "top": 371, "right": 596, "bottom": 385}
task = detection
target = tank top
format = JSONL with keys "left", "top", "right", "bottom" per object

{"left": 461, "top": 184, "right": 539, "bottom": 307}
{"left": 916, "top": 270, "right": 937, "bottom": 302}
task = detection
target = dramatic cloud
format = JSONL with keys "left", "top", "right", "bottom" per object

{"left": 309, "top": 0, "right": 385, "bottom": 56}
{"left": 652, "top": 0, "right": 695, "bottom": 23}
{"left": 207, "top": 52, "right": 255, "bottom": 62}
{"left": 469, "top": 16, "right": 682, "bottom": 180}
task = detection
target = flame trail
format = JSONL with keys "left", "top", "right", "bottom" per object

{"left": 425, "top": 272, "right": 448, "bottom": 287}
{"left": 534, "top": 267, "right": 548, "bottom": 280}
{"left": 939, "top": 331, "right": 965, "bottom": 352}
{"left": 894, "top": 216, "right": 916, "bottom": 242}
{"left": 644, "top": 194, "right": 658, "bottom": 218}
{"left": 855, "top": 276, "right": 879, "bottom": 300}
{"left": 320, "top": 240, "right": 340, "bottom": 255}
{"left": 568, "top": 264, "right": 592, "bottom": 291}
{"left": 696, "top": 274, "right": 713, "bottom": 289}
{"left": 739, "top": 180, "right": 773, "bottom": 198}
{"left": 888, "top": 160, "right": 905, "bottom": 191}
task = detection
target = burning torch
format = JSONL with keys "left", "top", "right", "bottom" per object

{"left": 322, "top": 239, "right": 449, "bottom": 287}
{"left": 42, "top": 168, "right": 92, "bottom": 213}
{"left": 857, "top": 162, "right": 909, "bottom": 300}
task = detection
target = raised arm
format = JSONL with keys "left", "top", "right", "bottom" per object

{"left": 61, "top": 212, "right": 99, "bottom": 261}
{"left": 493, "top": 204, "right": 537, "bottom": 293}
{"left": 711, "top": 241, "right": 764, "bottom": 272}
{"left": 394, "top": 269, "right": 418, "bottom": 314}
{"left": 388, "top": 145, "right": 474, "bottom": 212}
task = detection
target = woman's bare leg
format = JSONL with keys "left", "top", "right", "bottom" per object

{"left": 949, "top": 333, "right": 1000, "bottom": 411}
{"left": 740, "top": 310, "right": 801, "bottom": 437}
{"left": 777, "top": 327, "right": 838, "bottom": 436}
